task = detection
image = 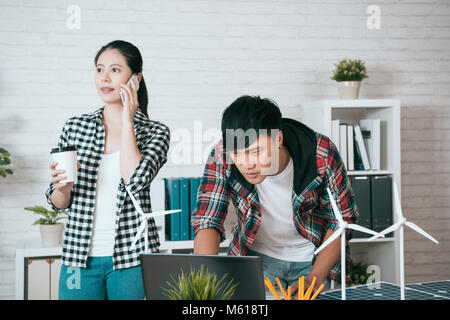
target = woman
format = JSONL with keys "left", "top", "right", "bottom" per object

{"left": 46, "top": 40, "right": 170, "bottom": 300}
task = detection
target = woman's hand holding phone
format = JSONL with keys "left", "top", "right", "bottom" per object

{"left": 120, "top": 74, "right": 140, "bottom": 125}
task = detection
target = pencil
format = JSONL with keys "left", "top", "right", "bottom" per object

{"left": 265, "top": 278, "right": 281, "bottom": 300}
{"left": 265, "top": 278, "right": 280, "bottom": 300}
{"left": 303, "top": 286, "right": 313, "bottom": 300}
{"left": 310, "top": 283, "right": 325, "bottom": 300}
{"left": 303, "top": 276, "right": 316, "bottom": 300}
{"left": 297, "top": 277, "right": 302, "bottom": 300}
{"left": 300, "top": 276, "right": 304, "bottom": 300}
{"left": 287, "top": 286, "right": 292, "bottom": 300}
{"left": 275, "top": 277, "right": 288, "bottom": 300}
{"left": 310, "top": 277, "right": 317, "bottom": 295}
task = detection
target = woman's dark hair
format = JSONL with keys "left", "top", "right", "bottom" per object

{"left": 221, "top": 95, "right": 282, "bottom": 151}
{"left": 94, "top": 40, "right": 149, "bottom": 117}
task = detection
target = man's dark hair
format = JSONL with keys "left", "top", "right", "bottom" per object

{"left": 221, "top": 95, "right": 282, "bottom": 151}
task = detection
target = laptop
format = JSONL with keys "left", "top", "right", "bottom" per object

{"left": 140, "top": 253, "right": 265, "bottom": 300}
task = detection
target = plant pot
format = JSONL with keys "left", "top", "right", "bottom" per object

{"left": 337, "top": 81, "right": 361, "bottom": 99}
{"left": 39, "top": 223, "right": 64, "bottom": 247}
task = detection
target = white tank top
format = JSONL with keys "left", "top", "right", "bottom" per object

{"left": 88, "top": 152, "right": 121, "bottom": 257}
{"left": 251, "top": 158, "right": 315, "bottom": 262}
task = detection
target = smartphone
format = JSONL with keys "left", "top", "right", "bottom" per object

{"left": 120, "top": 73, "right": 140, "bottom": 106}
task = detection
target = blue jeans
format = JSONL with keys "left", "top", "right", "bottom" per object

{"left": 247, "top": 249, "right": 331, "bottom": 290}
{"left": 58, "top": 256, "right": 145, "bottom": 300}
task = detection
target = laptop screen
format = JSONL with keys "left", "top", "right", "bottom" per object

{"left": 140, "top": 253, "right": 265, "bottom": 300}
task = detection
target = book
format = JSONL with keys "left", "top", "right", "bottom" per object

{"left": 347, "top": 125, "right": 354, "bottom": 171}
{"left": 331, "top": 119, "right": 340, "bottom": 150}
{"left": 353, "top": 136, "right": 365, "bottom": 170}
{"left": 189, "top": 177, "right": 201, "bottom": 240}
{"left": 360, "top": 119, "right": 380, "bottom": 171}
{"left": 373, "top": 119, "right": 380, "bottom": 170}
{"left": 354, "top": 125, "right": 371, "bottom": 170}
{"left": 371, "top": 175, "right": 393, "bottom": 237}
{"left": 339, "top": 124, "right": 348, "bottom": 169}
{"left": 164, "top": 178, "right": 181, "bottom": 241}
{"left": 350, "top": 176, "right": 372, "bottom": 238}
{"left": 180, "top": 178, "right": 190, "bottom": 241}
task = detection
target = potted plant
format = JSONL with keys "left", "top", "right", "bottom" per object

{"left": 349, "top": 260, "right": 371, "bottom": 286}
{"left": 0, "top": 147, "right": 13, "bottom": 178}
{"left": 161, "top": 265, "right": 239, "bottom": 300}
{"left": 330, "top": 58, "right": 368, "bottom": 99}
{"left": 24, "top": 205, "right": 68, "bottom": 247}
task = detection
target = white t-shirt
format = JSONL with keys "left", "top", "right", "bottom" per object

{"left": 88, "top": 152, "right": 121, "bottom": 257}
{"left": 250, "top": 158, "right": 315, "bottom": 262}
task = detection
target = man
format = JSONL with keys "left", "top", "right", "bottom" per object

{"left": 191, "top": 95, "right": 359, "bottom": 294}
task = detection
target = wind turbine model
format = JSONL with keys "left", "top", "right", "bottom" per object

{"left": 369, "top": 182, "right": 438, "bottom": 300}
{"left": 125, "top": 185, "right": 181, "bottom": 253}
{"left": 314, "top": 187, "right": 384, "bottom": 300}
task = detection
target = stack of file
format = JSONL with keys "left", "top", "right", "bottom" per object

{"left": 164, "top": 177, "right": 202, "bottom": 241}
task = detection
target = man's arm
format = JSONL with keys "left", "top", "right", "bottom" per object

{"left": 288, "top": 228, "right": 346, "bottom": 295}
{"left": 194, "top": 228, "right": 221, "bottom": 255}
{"left": 191, "top": 143, "right": 231, "bottom": 254}
{"left": 305, "top": 229, "right": 347, "bottom": 290}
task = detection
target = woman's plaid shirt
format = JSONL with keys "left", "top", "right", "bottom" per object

{"left": 46, "top": 106, "right": 170, "bottom": 270}
{"left": 192, "top": 123, "right": 359, "bottom": 281}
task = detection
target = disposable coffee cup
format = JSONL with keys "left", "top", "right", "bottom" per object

{"left": 50, "top": 146, "right": 78, "bottom": 183}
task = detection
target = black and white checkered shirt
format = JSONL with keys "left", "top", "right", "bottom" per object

{"left": 46, "top": 106, "right": 170, "bottom": 270}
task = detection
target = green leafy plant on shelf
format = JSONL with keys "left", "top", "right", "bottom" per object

{"left": 349, "top": 260, "right": 371, "bottom": 286}
{"left": 0, "top": 147, "right": 13, "bottom": 178}
{"left": 161, "top": 265, "right": 239, "bottom": 300}
{"left": 24, "top": 205, "right": 68, "bottom": 225}
{"left": 330, "top": 58, "right": 369, "bottom": 82}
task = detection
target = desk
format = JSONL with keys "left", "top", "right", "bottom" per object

{"left": 15, "top": 239, "right": 62, "bottom": 300}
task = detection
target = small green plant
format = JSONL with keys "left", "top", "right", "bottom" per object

{"left": 161, "top": 265, "right": 239, "bottom": 300}
{"left": 349, "top": 260, "right": 371, "bottom": 285}
{"left": 24, "top": 205, "right": 68, "bottom": 225}
{"left": 0, "top": 147, "right": 13, "bottom": 178}
{"left": 331, "top": 58, "right": 368, "bottom": 82}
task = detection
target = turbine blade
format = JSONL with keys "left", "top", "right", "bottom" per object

{"left": 368, "top": 223, "right": 401, "bottom": 241}
{"left": 125, "top": 185, "right": 146, "bottom": 216}
{"left": 348, "top": 224, "right": 383, "bottom": 237}
{"left": 314, "top": 226, "right": 344, "bottom": 255}
{"left": 327, "top": 188, "right": 344, "bottom": 225}
{"left": 130, "top": 222, "right": 147, "bottom": 249}
{"left": 147, "top": 209, "right": 181, "bottom": 218}
{"left": 405, "top": 221, "right": 439, "bottom": 244}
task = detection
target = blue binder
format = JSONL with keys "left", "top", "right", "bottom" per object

{"left": 180, "top": 178, "right": 190, "bottom": 241}
{"left": 164, "top": 178, "right": 181, "bottom": 241}
{"left": 189, "top": 177, "right": 201, "bottom": 240}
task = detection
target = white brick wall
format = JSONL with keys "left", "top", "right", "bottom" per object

{"left": 0, "top": 0, "right": 449, "bottom": 299}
